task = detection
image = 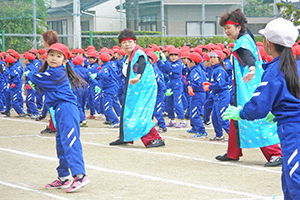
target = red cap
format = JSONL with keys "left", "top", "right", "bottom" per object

{"left": 256, "top": 42, "right": 263, "bottom": 47}
{"left": 150, "top": 44, "right": 160, "bottom": 52}
{"left": 213, "top": 45, "right": 222, "bottom": 51}
{"left": 1, "top": 52, "right": 6, "bottom": 57}
{"left": 77, "top": 48, "right": 85, "bottom": 54}
{"left": 217, "top": 43, "right": 225, "bottom": 50}
{"left": 265, "top": 55, "right": 273, "bottom": 63}
{"left": 5, "top": 56, "right": 15, "bottom": 64}
{"left": 207, "top": 50, "right": 225, "bottom": 60}
{"left": 71, "top": 48, "right": 77, "bottom": 54}
{"left": 72, "top": 56, "right": 86, "bottom": 66}
{"left": 25, "top": 53, "right": 36, "bottom": 60}
{"left": 144, "top": 48, "right": 154, "bottom": 53}
{"left": 169, "top": 48, "right": 181, "bottom": 56}
{"left": 10, "top": 51, "right": 21, "bottom": 60}
{"left": 107, "top": 49, "right": 114, "bottom": 56}
{"left": 180, "top": 51, "right": 190, "bottom": 58}
{"left": 203, "top": 54, "right": 210, "bottom": 61}
{"left": 42, "top": 53, "right": 47, "bottom": 59}
{"left": 99, "top": 47, "right": 109, "bottom": 54}
{"left": 194, "top": 48, "right": 202, "bottom": 56}
{"left": 38, "top": 49, "right": 47, "bottom": 54}
{"left": 99, "top": 53, "right": 110, "bottom": 62}
{"left": 146, "top": 51, "right": 158, "bottom": 63}
{"left": 30, "top": 48, "right": 38, "bottom": 55}
{"left": 112, "top": 45, "right": 121, "bottom": 52}
{"left": 222, "top": 49, "right": 231, "bottom": 57}
{"left": 85, "top": 46, "right": 96, "bottom": 51}
{"left": 6, "top": 49, "right": 15, "bottom": 54}
{"left": 203, "top": 45, "right": 212, "bottom": 51}
{"left": 117, "top": 49, "right": 126, "bottom": 56}
{"left": 188, "top": 52, "right": 202, "bottom": 63}
{"left": 86, "top": 50, "right": 98, "bottom": 58}
{"left": 48, "top": 43, "right": 72, "bottom": 59}
{"left": 227, "top": 43, "right": 235, "bottom": 48}
{"left": 258, "top": 46, "right": 267, "bottom": 61}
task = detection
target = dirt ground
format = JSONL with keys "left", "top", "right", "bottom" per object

{"left": 0, "top": 110, "right": 284, "bottom": 200}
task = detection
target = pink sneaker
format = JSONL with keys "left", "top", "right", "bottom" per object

{"left": 165, "top": 121, "right": 177, "bottom": 127}
{"left": 86, "top": 115, "right": 95, "bottom": 119}
{"left": 66, "top": 175, "right": 90, "bottom": 193}
{"left": 45, "top": 178, "right": 70, "bottom": 189}
{"left": 174, "top": 121, "right": 187, "bottom": 128}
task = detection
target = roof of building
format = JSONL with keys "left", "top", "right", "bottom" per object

{"left": 47, "top": 0, "right": 109, "bottom": 16}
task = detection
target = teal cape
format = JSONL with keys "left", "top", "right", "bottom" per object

{"left": 232, "top": 34, "right": 279, "bottom": 148}
{"left": 120, "top": 47, "right": 157, "bottom": 142}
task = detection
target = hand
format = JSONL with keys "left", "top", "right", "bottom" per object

{"left": 28, "top": 81, "right": 36, "bottom": 91}
{"left": 242, "top": 71, "right": 255, "bottom": 83}
{"left": 11, "top": 83, "right": 16, "bottom": 88}
{"left": 24, "top": 70, "right": 30, "bottom": 76}
{"left": 97, "top": 66, "right": 101, "bottom": 71}
{"left": 90, "top": 73, "right": 97, "bottom": 80}
{"left": 266, "top": 112, "right": 276, "bottom": 124}
{"left": 222, "top": 106, "right": 242, "bottom": 121}
{"left": 154, "top": 51, "right": 160, "bottom": 60}
{"left": 188, "top": 86, "right": 194, "bottom": 96}
{"left": 161, "top": 53, "right": 167, "bottom": 62}
{"left": 165, "top": 88, "right": 173, "bottom": 96}
{"left": 203, "top": 82, "right": 211, "bottom": 92}
{"left": 94, "top": 86, "right": 101, "bottom": 93}
{"left": 25, "top": 84, "right": 32, "bottom": 90}
{"left": 129, "top": 74, "right": 141, "bottom": 85}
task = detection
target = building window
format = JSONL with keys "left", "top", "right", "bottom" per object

{"left": 186, "top": 21, "right": 215, "bottom": 36}
{"left": 140, "top": 14, "right": 157, "bottom": 31}
{"left": 47, "top": 20, "right": 67, "bottom": 44}
{"left": 81, "top": 21, "right": 90, "bottom": 31}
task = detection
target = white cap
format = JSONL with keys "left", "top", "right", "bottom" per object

{"left": 259, "top": 18, "right": 299, "bottom": 48}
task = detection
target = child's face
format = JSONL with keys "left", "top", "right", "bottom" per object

{"left": 47, "top": 50, "right": 66, "bottom": 68}
{"left": 121, "top": 40, "right": 136, "bottom": 55}
{"left": 209, "top": 56, "right": 220, "bottom": 66}
{"left": 169, "top": 54, "right": 179, "bottom": 62}
{"left": 163, "top": 51, "right": 169, "bottom": 57}
{"left": 25, "top": 58, "right": 29, "bottom": 65}
{"left": 149, "top": 57, "right": 155, "bottom": 65}
{"left": 37, "top": 53, "right": 42, "bottom": 60}
{"left": 181, "top": 57, "right": 188, "bottom": 64}
{"left": 203, "top": 60, "right": 211, "bottom": 67}
{"left": 88, "top": 57, "right": 96, "bottom": 64}
{"left": 187, "top": 59, "right": 194, "bottom": 69}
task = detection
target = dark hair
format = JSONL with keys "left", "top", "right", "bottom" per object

{"left": 38, "top": 58, "right": 87, "bottom": 94}
{"left": 219, "top": 58, "right": 227, "bottom": 70}
{"left": 41, "top": 30, "right": 58, "bottom": 46}
{"left": 28, "top": 59, "right": 34, "bottom": 63}
{"left": 219, "top": 9, "right": 247, "bottom": 33}
{"left": 274, "top": 44, "right": 300, "bottom": 99}
{"left": 0, "top": 65, "right": 3, "bottom": 74}
{"left": 118, "top": 29, "right": 136, "bottom": 43}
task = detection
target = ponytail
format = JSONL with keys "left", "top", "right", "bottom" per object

{"left": 274, "top": 44, "right": 300, "bottom": 99}
{"left": 219, "top": 58, "right": 227, "bottom": 70}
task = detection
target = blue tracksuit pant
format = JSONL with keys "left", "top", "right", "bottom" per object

{"left": 278, "top": 122, "right": 300, "bottom": 199}
{"left": 55, "top": 102, "right": 85, "bottom": 177}
{"left": 113, "top": 94, "right": 121, "bottom": 117}
{"left": 0, "top": 81, "right": 6, "bottom": 111}
{"left": 153, "top": 90, "right": 166, "bottom": 129}
{"left": 102, "top": 89, "right": 119, "bottom": 124}
{"left": 165, "top": 80, "right": 185, "bottom": 119}
{"left": 26, "top": 88, "right": 39, "bottom": 115}
{"left": 189, "top": 91, "right": 206, "bottom": 133}
{"left": 5, "top": 85, "right": 23, "bottom": 114}
{"left": 212, "top": 90, "right": 230, "bottom": 137}
{"left": 74, "top": 87, "right": 88, "bottom": 122}
{"left": 35, "top": 86, "right": 43, "bottom": 109}
{"left": 203, "top": 92, "right": 213, "bottom": 123}
{"left": 88, "top": 86, "right": 96, "bottom": 115}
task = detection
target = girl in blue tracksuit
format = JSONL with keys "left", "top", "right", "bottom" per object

{"left": 25, "top": 43, "right": 90, "bottom": 192}
{"left": 0, "top": 56, "right": 8, "bottom": 112}
{"left": 99, "top": 53, "right": 120, "bottom": 128}
{"left": 223, "top": 50, "right": 234, "bottom": 105}
{"left": 24, "top": 54, "right": 39, "bottom": 118}
{"left": 186, "top": 52, "right": 208, "bottom": 137}
{"left": 4, "top": 56, "right": 25, "bottom": 117}
{"left": 205, "top": 51, "right": 230, "bottom": 141}
{"left": 146, "top": 51, "right": 167, "bottom": 133}
{"left": 223, "top": 18, "right": 300, "bottom": 199}
{"left": 72, "top": 56, "right": 98, "bottom": 127}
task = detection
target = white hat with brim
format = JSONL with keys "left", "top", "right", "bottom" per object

{"left": 258, "top": 18, "right": 299, "bottom": 48}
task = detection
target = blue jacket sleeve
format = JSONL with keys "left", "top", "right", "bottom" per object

{"left": 209, "top": 69, "right": 228, "bottom": 91}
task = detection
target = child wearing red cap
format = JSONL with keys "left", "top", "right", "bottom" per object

{"left": 204, "top": 50, "right": 230, "bottom": 141}
{"left": 72, "top": 56, "right": 99, "bottom": 127}
{"left": 202, "top": 54, "right": 213, "bottom": 125}
{"left": 2, "top": 56, "right": 26, "bottom": 117}
{"left": 186, "top": 52, "right": 208, "bottom": 137}
{"left": 146, "top": 51, "right": 167, "bottom": 133}
{"left": 0, "top": 54, "right": 9, "bottom": 114}
{"left": 222, "top": 49, "right": 234, "bottom": 105}
{"left": 164, "top": 48, "right": 187, "bottom": 128}
{"left": 24, "top": 43, "right": 90, "bottom": 193}
{"left": 24, "top": 53, "right": 39, "bottom": 119}
{"left": 97, "top": 53, "right": 120, "bottom": 128}
{"left": 116, "top": 49, "right": 127, "bottom": 105}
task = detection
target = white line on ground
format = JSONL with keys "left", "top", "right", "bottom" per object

{"left": 0, "top": 180, "right": 70, "bottom": 200}
{"left": 0, "top": 147, "right": 267, "bottom": 199}
{"left": 0, "top": 117, "right": 48, "bottom": 125}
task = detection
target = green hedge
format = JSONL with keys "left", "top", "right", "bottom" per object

{"left": 81, "top": 31, "right": 265, "bottom": 50}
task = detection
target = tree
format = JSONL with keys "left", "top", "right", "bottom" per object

{"left": 244, "top": 0, "right": 273, "bottom": 17}
{"left": 276, "top": 2, "right": 300, "bottom": 26}
{"left": 0, "top": 0, "right": 48, "bottom": 53}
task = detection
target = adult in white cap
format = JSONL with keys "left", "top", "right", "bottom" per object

{"left": 216, "top": 8, "right": 282, "bottom": 167}
{"left": 223, "top": 17, "right": 300, "bottom": 199}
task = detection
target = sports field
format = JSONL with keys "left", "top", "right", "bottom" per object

{"left": 0, "top": 111, "right": 283, "bottom": 200}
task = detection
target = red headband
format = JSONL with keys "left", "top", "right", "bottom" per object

{"left": 225, "top": 21, "right": 239, "bottom": 25}
{"left": 120, "top": 38, "right": 136, "bottom": 44}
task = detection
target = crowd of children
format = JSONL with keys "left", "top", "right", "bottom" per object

{"left": 2, "top": 35, "right": 299, "bottom": 140}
